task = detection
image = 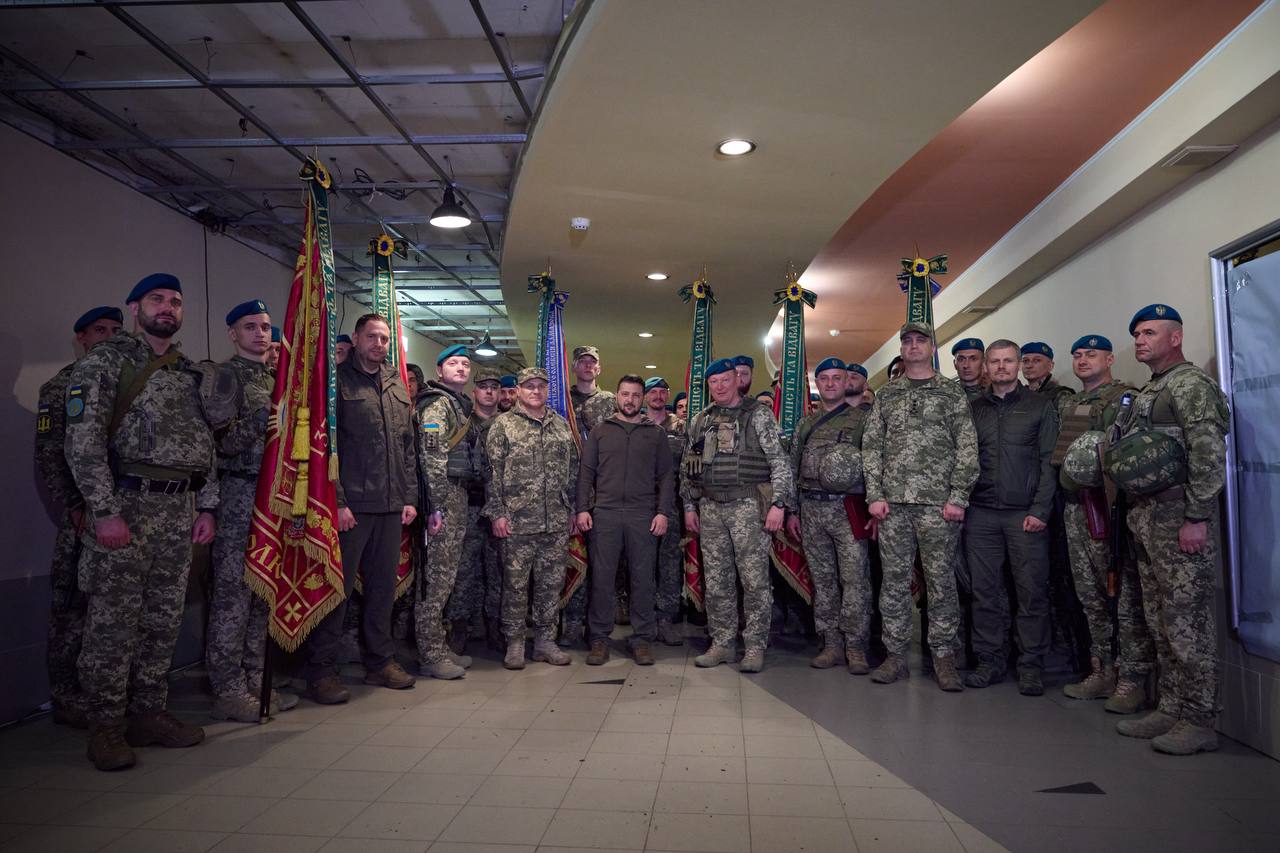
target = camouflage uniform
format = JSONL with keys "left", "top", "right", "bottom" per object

{"left": 206, "top": 355, "right": 273, "bottom": 700}
{"left": 446, "top": 411, "right": 498, "bottom": 625}
{"left": 655, "top": 413, "right": 686, "bottom": 622}
{"left": 414, "top": 382, "right": 480, "bottom": 665}
{"left": 962, "top": 383, "right": 986, "bottom": 403}
{"left": 1057, "top": 380, "right": 1154, "bottom": 680}
{"left": 863, "top": 374, "right": 978, "bottom": 658}
{"left": 791, "top": 403, "right": 872, "bottom": 651}
{"left": 563, "top": 386, "right": 617, "bottom": 627}
{"left": 65, "top": 332, "right": 217, "bottom": 723}
{"left": 1113, "top": 362, "right": 1229, "bottom": 726}
{"left": 681, "top": 397, "right": 795, "bottom": 653}
{"left": 486, "top": 406, "right": 578, "bottom": 645}
{"left": 36, "top": 363, "right": 88, "bottom": 713}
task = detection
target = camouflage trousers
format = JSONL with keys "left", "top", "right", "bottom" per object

{"left": 1129, "top": 497, "right": 1219, "bottom": 726}
{"left": 1064, "top": 500, "right": 1154, "bottom": 680}
{"left": 207, "top": 476, "right": 269, "bottom": 698}
{"left": 698, "top": 496, "right": 772, "bottom": 652}
{"left": 502, "top": 530, "right": 569, "bottom": 644}
{"left": 656, "top": 515, "right": 684, "bottom": 621}
{"left": 415, "top": 482, "right": 468, "bottom": 664}
{"left": 879, "top": 503, "right": 961, "bottom": 657}
{"left": 47, "top": 507, "right": 88, "bottom": 709}
{"left": 77, "top": 490, "right": 193, "bottom": 722}
{"left": 800, "top": 498, "right": 871, "bottom": 651}
{"left": 445, "top": 503, "right": 487, "bottom": 623}
{"left": 482, "top": 525, "right": 502, "bottom": 622}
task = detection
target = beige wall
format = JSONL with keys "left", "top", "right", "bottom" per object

{"left": 0, "top": 124, "right": 440, "bottom": 723}
{"left": 936, "top": 119, "right": 1280, "bottom": 756}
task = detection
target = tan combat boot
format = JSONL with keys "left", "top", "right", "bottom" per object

{"left": 210, "top": 692, "right": 261, "bottom": 723}
{"left": 1063, "top": 657, "right": 1115, "bottom": 700}
{"left": 657, "top": 619, "right": 684, "bottom": 646}
{"left": 423, "top": 657, "right": 466, "bottom": 680}
{"left": 586, "top": 639, "right": 610, "bottom": 666}
{"left": 1104, "top": 678, "right": 1145, "bottom": 714}
{"left": 846, "top": 649, "right": 870, "bottom": 676}
{"left": 305, "top": 676, "right": 350, "bottom": 705}
{"left": 504, "top": 638, "right": 526, "bottom": 670}
{"left": 694, "top": 644, "right": 735, "bottom": 668}
{"left": 870, "top": 654, "right": 909, "bottom": 684}
{"left": 1152, "top": 720, "right": 1219, "bottom": 755}
{"left": 126, "top": 709, "right": 204, "bottom": 749}
{"left": 532, "top": 638, "right": 571, "bottom": 665}
{"left": 933, "top": 655, "right": 964, "bottom": 693}
{"left": 811, "top": 637, "right": 843, "bottom": 669}
{"left": 1116, "top": 710, "right": 1177, "bottom": 739}
{"left": 739, "top": 648, "right": 765, "bottom": 673}
{"left": 633, "top": 642, "right": 655, "bottom": 666}
{"left": 87, "top": 721, "right": 136, "bottom": 771}
{"left": 364, "top": 660, "right": 416, "bottom": 689}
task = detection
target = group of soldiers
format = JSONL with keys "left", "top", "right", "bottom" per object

{"left": 34, "top": 271, "right": 1230, "bottom": 773}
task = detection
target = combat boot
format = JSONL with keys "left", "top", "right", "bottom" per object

{"left": 1152, "top": 720, "right": 1219, "bottom": 755}
{"left": 270, "top": 690, "right": 299, "bottom": 713}
{"left": 739, "top": 648, "right": 765, "bottom": 673}
{"left": 305, "top": 676, "right": 350, "bottom": 705}
{"left": 1116, "top": 710, "right": 1177, "bottom": 739}
{"left": 870, "top": 654, "right": 909, "bottom": 684}
{"left": 845, "top": 649, "right": 870, "bottom": 676}
{"left": 633, "top": 642, "right": 655, "bottom": 666}
{"left": 126, "top": 709, "right": 204, "bottom": 749}
{"left": 423, "top": 657, "right": 466, "bottom": 680}
{"left": 532, "top": 638, "right": 571, "bottom": 665}
{"left": 558, "top": 619, "right": 583, "bottom": 648}
{"left": 1063, "top": 657, "right": 1115, "bottom": 700}
{"left": 586, "top": 639, "right": 610, "bottom": 666}
{"left": 447, "top": 651, "right": 473, "bottom": 669}
{"left": 504, "top": 639, "right": 526, "bottom": 670}
{"left": 449, "top": 620, "right": 470, "bottom": 656}
{"left": 52, "top": 701, "right": 89, "bottom": 729}
{"left": 933, "top": 655, "right": 964, "bottom": 693}
{"left": 364, "top": 660, "right": 416, "bottom": 689}
{"left": 694, "top": 644, "right": 735, "bottom": 668}
{"left": 211, "top": 692, "right": 262, "bottom": 723}
{"left": 811, "top": 639, "right": 842, "bottom": 669}
{"left": 1017, "top": 667, "right": 1044, "bottom": 696}
{"left": 87, "top": 721, "right": 135, "bottom": 771}
{"left": 964, "top": 655, "right": 1006, "bottom": 688}
{"left": 657, "top": 619, "right": 684, "bottom": 646}
{"left": 1105, "top": 679, "right": 1145, "bottom": 714}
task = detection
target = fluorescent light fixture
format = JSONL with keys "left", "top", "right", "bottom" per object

{"left": 429, "top": 187, "right": 471, "bottom": 229}
{"left": 717, "top": 138, "right": 756, "bottom": 156}
{"left": 644, "top": 364, "right": 657, "bottom": 369}
{"left": 474, "top": 332, "right": 498, "bottom": 358}
{"left": 646, "top": 272, "right": 669, "bottom": 281}
{"left": 638, "top": 331, "right": 653, "bottom": 338}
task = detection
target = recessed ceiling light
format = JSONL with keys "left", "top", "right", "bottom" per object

{"left": 646, "top": 272, "right": 668, "bottom": 281}
{"left": 717, "top": 138, "right": 756, "bottom": 156}
{"left": 761, "top": 335, "right": 771, "bottom": 346}
{"left": 829, "top": 329, "right": 840, "bottom": 337}
{"left": 638, "top": 331, "right": 653, "bottom": 338}
{"left": 644, "top": 364, "right": 657, "bottom": 369}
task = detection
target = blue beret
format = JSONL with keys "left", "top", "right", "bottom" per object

{"left": 814, "top": 356, "right": 846, "bottom": 375}
{"left": 1128, "top": 304, "right": 1182, "bottom": 334}
{"left": 73, "top": 306, "right": 123, "bottom": 333}
{"left": 673, "top": 391, "right": 687, "bottom": 404}
{"left": 225, "top": 299, "right": 269, "bottom": 327}
{"left": 1021, "top": 342, "right": 1053, "bottom": 360}
{"left": 951, "top": 337, "right": 984, "bottom": 355}
{"left": 644, "top": 376, "right": 669, "bottom": 391}
{"left": 437, "top": 344, "right": 471, "bottom": 365}
{"left": 126, "top": 272, "right": 180, "bottom": 303}
{"left": 336, "top": 334, "right": 352, "bottom": 345}
{"left": 847, "top": 363, "right": 868, "bottom": 379}
{"left": 271, "top": 326, "right": 281, "bottom": 343}
{"left": 732, "top": 355, "right": 754, "bottom": 369}
{"left": 706, "top": 357, "right": 736, "bottom": 379}
{"left": 1070, "top": 334, "right": 1111, "bottom": 353}
{"left": 499, "top": 374, "right": 517, "bottom": 389}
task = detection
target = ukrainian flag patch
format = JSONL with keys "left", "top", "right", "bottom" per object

{"left": 66, "top": 385, "right": 85, "bottom": 421}
{"left": 421, "top": 421, "right": 441, "bottom": 449}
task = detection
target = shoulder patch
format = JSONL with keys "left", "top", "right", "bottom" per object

{"left": 36, "top": 403, "right": 52, "bottom": 434}
{"left": 66, "top": 385, "right": 85, "bottom": 421}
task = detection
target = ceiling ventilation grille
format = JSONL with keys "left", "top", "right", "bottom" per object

{"left": 1162, "top": 145, "right": 1237, "bottom": 169}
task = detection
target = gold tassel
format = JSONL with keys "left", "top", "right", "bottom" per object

{"left": 291, "top": 407, "right": 311, "bottom": 462}
{"left": 292, "top": 464, "right": 309, "bottom": 517}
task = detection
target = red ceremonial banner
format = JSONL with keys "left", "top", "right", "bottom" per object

{"left": 681, "top": 533, "right": 705, "bottom": 612}
{"left": 559, "top": 532, "right": 589, "bottom": 607}
{"left": 770, "top": 529, "right": 814, "bottom": 605}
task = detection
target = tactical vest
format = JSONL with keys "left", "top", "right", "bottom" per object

{"left": 1104, "top": 365, "right": 1191, "bottom": 496}
{"left": 796, "top": 405, "right": 867, "bottom": 494}
{"left": 419, "top": 387, "right": 480, "bottom": 482}
{"left": 1051, "top": 383, "right": 1128, "bottom": 466}
{"left": 685, "top": 399, "right": 771, "bottom": 496}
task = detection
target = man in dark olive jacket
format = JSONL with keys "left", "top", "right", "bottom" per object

{"left": 303, "top": 313, "right": 418, "bottom": 705}
{"left": 964, "top": 339, "right": 1059, "bottom": 696}
{"left": 576, "top": 374, "right": 675, "bottom": 666}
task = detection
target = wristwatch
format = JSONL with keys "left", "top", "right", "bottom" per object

{"left": 771, "top": 500, "right": 786, "bottom": 509}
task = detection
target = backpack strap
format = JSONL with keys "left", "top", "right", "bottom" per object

{"left": 107, "top": 349, "right": 183, "bottom": 441}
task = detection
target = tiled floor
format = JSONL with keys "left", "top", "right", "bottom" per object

{"left": 1, "top": 631, "right": 1277, "bottom": 853}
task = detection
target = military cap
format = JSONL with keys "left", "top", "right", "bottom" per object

{"left": 225, "top": 299, "right": 269, "bottom": 327}
{"left": 336, "top": 334, "right": 352, "bottom": 345}
{"left": 572, "top": 345, "right": 600, "bottom": 362}
{"left": 436, "top": 344, "right": 471, "bottom": 365}
{"left": 847, "top": 362, "right": 868, "bottom": 379}
{"left": 73, "top": 306, "right": 123, "bottom": 333}
{"left": 517, "top": 366, "right": 549, "bottom": 384}
{"left": 473, "top": 366, "right": 503, "bottom": 385}
{"left": 951, "top": 337, "right": 984, "bottom": 355}
{"left": 899, "top": 321, "right": 934, "bottom": 339}
{"left": 1070, "top": 334, "right": 1112, "bottom": 353}
{"left": 673, "top": 391, "right": 687, "bottom": 404}
{"left": 814, "top": 356, "right": 847, "bottom": 375}
{"left": 644, "top": 376, "right": 669, "bottom": 391}
{"left": 732, "top": 355, "right": 754, "bottom": 369}
{"left": 1128, "top": 303, "right": 1182, "bottom": 334}
{"left": 499, "top": 373, "right": 517, "bottom": 388}
{"left": 705, "top": 357, "right": 736, "bottom": 379}
{"left": 755, "top": 390, "right": 775, "bottom": 400}
{"left": 271, "top": 326, "right": 281, "bottom": 343}
{"left": 1021, "top": 341, "right": 1054, "bottom": 360}
{"left": 127, "top": 272, "right": 181, "bottom": 303}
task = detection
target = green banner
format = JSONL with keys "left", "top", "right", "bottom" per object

{"left": 299, "top": 158, "right": 339, "bottom": 468}
{"left": 897, "top": 254, "right": 947, "bottom": 370}
{"left": 527, "top": 270, "right": 555, "bottom": 368}
{"left": 679, "top": 276, "right": 715, "bottom": 415}
{"left": 369, "top": 233, "right": 409, "bottom": 372}
{"left": 772, "top": 276, "right": 816, "bottom": 437}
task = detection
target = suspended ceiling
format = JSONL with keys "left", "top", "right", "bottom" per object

{"left": 0, "top": 0, "right": 575, "bottom": 363}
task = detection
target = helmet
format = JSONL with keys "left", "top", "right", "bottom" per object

{"left": 1062, "top": 430, "right": 1105, "bottom": 490}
